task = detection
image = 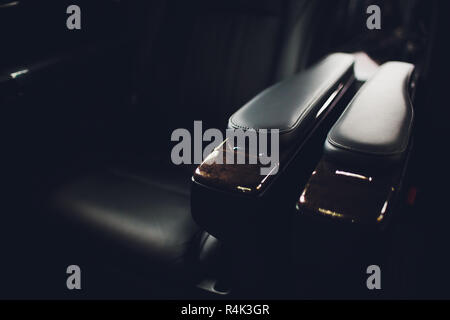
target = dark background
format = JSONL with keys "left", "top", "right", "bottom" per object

{"left": 1, "top": 0, "right": 449, "bottom": 299}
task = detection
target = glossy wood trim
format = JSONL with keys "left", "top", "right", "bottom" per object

{"left": 296, "top": 158, "right": 401, "bottom": 226}
{"left": 192, "top": 139, "right": 281, "bottom": 196}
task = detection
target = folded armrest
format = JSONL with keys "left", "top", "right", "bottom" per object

{"left": 192, "top": 53, "right": 355, "bottom": 239}
{"left": 296, "top": 61, "right": 416, "bottom": 227}
{"left": 193, "top": 53, "right": 355, "bottom": 196}
{"left": 229, "top": 53, "right": 355, "bottom": 146}
{"left": 324, "top": 62, "right": 415, "bottom": 168}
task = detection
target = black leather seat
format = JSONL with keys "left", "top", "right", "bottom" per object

{"left": 325, "top": 62, "right": 415, "bottom": 168}
{"left": 53, "top": 166, "right": 197, "bottom": 265}
{"left": 51, "top": 0, "right": 350, "bottom": 286}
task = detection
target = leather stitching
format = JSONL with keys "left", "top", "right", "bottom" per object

{"left": 229, "top": 56, "right": 353, "bottom": 134}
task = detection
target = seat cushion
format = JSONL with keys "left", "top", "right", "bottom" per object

{"left": 52, "top": 166, "right": 200, "bottom": 265}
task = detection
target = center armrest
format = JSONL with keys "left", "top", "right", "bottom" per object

{"left": 193, "top": 52, "right": 355, "bottom": 196}
{"left": 296, "top": 61, "right": 416, "bottom": 228}
{"left": 324, "top": 62, "right": 415, "bottom": 168}
{"left": 192, "top": 53, "right": 355, "bottom": 240}
{"left": 229, "top": 53, "right": 355, "bottom": 146}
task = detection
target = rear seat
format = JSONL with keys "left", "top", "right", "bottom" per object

{"left": 51, "top": 0, "right": 351, "bottom": 290}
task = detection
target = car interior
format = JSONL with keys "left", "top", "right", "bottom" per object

{"left": 2, "top": 0, "right": 450, "bottom": 300}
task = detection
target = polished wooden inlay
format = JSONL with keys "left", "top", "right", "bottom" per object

{"left": 296, "top": 159, "right": 400, "bottom": 225}
{"left": 193, "top": 139, "right": 281, "bottom": 196}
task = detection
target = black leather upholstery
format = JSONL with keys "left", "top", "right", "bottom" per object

{"left": 228, "top": 53, "right": 355, "bottom": 145}
{"left": 53, "top": 167, "right": 198, "bottom": 265}
{"left": 325, "top": 62, "right": 415, "bottom": 168}
{"left": 52, "top": 0, "right": 351, "bottom": 280}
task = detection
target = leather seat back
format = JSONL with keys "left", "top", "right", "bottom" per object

{"left": 127, "top": 0, "right": 348, "bottom": 151}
